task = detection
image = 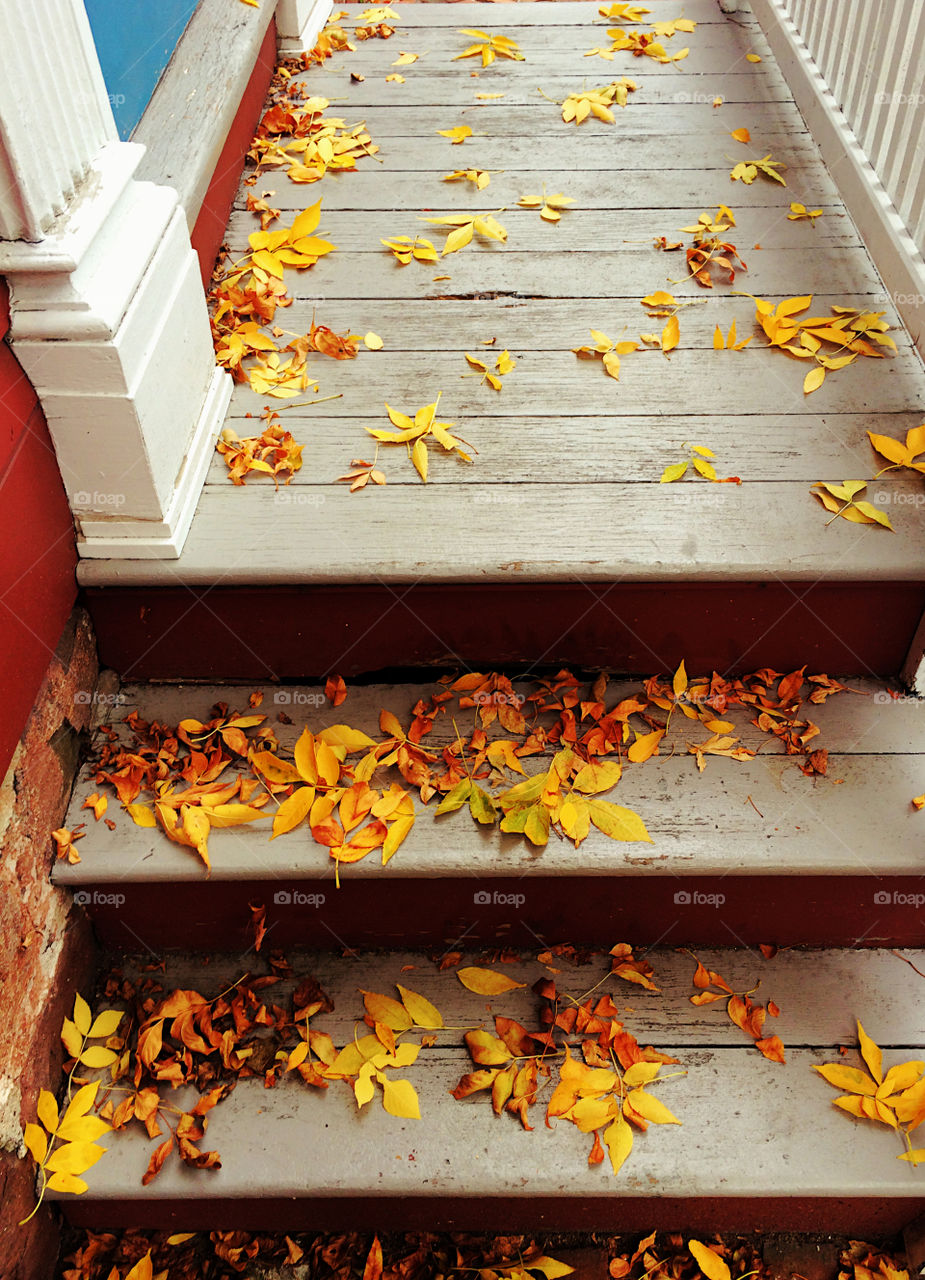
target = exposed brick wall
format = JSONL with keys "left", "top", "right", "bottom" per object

{"left": 0, "top": 607, "right": 98, "bottom": 1280}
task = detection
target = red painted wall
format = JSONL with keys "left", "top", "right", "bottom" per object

{"left": 0, "top": 279, "right": 79, "bottom": 778}
{"left": 191, "top": 16, "right": 278, "bottom": 286}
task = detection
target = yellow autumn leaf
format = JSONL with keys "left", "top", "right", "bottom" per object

{"left": 397, "top": 984, "right": 444, "bottom": 1029}
{"left": 457, "top": 966, "right": 527, "bottom": 995}
{"left": 626, "top": 1088, "right": 681, "bottom": 1125}
{"left": 379, "top": 1075, "right": 421, "bottom": 1118}
{"left": 23, "top": 1123, "right": 48, "bottom": 1165}
{"left": 125, "top": 803, "right": 157, "bottom": 827}
{"left": 73, "top": 993, "right": 92, "bottom": 1037}
{"left": 364, "top": 332, "right": 384, "bottom": 350}
{"left": 662, "top": 314, "right": 679, "bottom": 352}
{"left": 857, "top": 1020, "right": 883, "bottom": 1084}
{"left": 812, "top": 1062, "right": 878, "bottom": 1095}
{"left": 44, "top": 1139, "right": 107, "bottom": 1176}
{"left": 363, "top": 990, "right": 413, "bottom": 1031}
{"left": 37, "top": 1090, "right": 59, "bottom": 1137}
{"left": 271, "top": 785, "right": 315, "bottom": 838}
{"left": 602, "top": 1113, "right": 633, "bottom": 1174}
{"left": 87, "top": 1009, "right": 123, "bottom": 1040}
{"left": 688, "top": 1241, "right": 730, "bottom": 1280}
{"left": 437, "top": 126, "right": 473, "bottom": 145}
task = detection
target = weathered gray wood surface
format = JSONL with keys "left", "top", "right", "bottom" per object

{"left": 227, "top": 346, "right": 919, "bottom": 413}
{"left": 75, "top": 477, "right": 925, "bottom": 587}
{"left": 85, "top": 1, "right": 925, "bottom": 595}
{"left": 226, "top": 208, "right": 861, "bottom": 253}
{"left": 203, "top": 411, "right": 918, "bottom": 485}
{"left": 54, "top": 680, "right": 925, "bottom": 884}
{"left": 49, "top": 945, "right": 925, "bottom": 1206}
{"left": 249, "top": 165, "right": 842, "bottom": 208}
{"left": 333, "top": 2, "right": 739, "bottom": 26}
{"left": 68, "top": 946, "right": 925, "bottom": 1043}
{"left": 326, "top": 102, "right": 808, "bottom": 138}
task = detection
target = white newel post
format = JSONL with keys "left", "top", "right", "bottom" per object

{"left": 276, "top": 0, "right": 334, "bottom": 55}
{"left": 0, "top": 0, "right": 231, "bottom": 558}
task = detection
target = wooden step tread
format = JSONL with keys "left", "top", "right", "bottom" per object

{"left": 53, "top": 680, "right": 925, "bottom": 948}
{"left": 51, "top": 946, "right": 925, "bottom": 1235}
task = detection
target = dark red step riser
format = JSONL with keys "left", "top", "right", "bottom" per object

{"left": 75, "top": 876, "right": 925, "bottom": 951}
{"left": 83, "top": 581, "right": 925, "bottom": 681}
{"left": 60, "top": 1194, "right": 922, "bottom": 1236}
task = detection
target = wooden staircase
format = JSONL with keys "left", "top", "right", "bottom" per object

{"left": 49, "top": 0, "right": 925, "bottom": 1253}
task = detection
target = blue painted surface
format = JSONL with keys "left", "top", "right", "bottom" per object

{"left": 84, "top": 0, "right": 200, "bottom": 139}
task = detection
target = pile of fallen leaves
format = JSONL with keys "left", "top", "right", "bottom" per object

{"left": 55, "top": 1219, "right": 913, "bottom": 1280}
{"left": 215, "top": 411, "right": 304, "bottom": 486}
{"left": 59, "top": 1233, "right": 585, "bottom": 1280}
{"left": 747, "top": 293, "right": 896, "bottom": 395}
{"left": 59, "top": 1227, "right": 860, "bottom": 1280}
{"left": 60, "top": 667, "right": 855, "bottom": 877}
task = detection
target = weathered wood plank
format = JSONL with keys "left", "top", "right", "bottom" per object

{"left": 71, "top": 676, "right": 925, "bottom": 759}
{"left": 244, "top": 165, "right": 842, "bottom": 210}
{"left": 332, "top": 102, "right": 808, "bottom": 138}
{"left": 56, "top": 1045, "right": 925, "bottom": 1208}
{"left": 208, "top": 410, "right": 920, "bottom": 485}
{"left": 225, "top": 346, "right": 919, "bottom": 416}
{"left": 64, "top": 946, "right": 925, "bottom": 1044}
{"left": 249, "top": 132, "right": 819, "bottom": 175}
{"left": 212, "top": 293, "right": 904, "bottom": 353}
{"left": 224, "top": 208, "right": 863, "bottom": 256}
{"left": 242, "top": 247, "right": 878, "bottom": 303}
{"left": 333, "top": 2, "right": 742, "bottom": 27}
{"left": 307, "top": 28, "right": 775, "bottom": 76}
{"left": 70, "top": 478, "right": 925, "bottom": 586}
{"left": 285, "top": 68, "right": 794, "bottom": 109}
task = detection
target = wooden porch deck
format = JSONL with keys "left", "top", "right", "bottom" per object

{"left": 78, "top": 0, "right": 925, "bottom": 679}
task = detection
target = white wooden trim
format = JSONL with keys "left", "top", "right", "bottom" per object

{"left": 0, "top": 0, "right": 231, "bottom": 558}
{"left": 749, "top": 0, "right": 925, "bottom": 358}
{"left": 134, "top": 0, "right": 277, "bottom": 230}
{"left": 276, "top": 0, "right": 335, "bottom": 55}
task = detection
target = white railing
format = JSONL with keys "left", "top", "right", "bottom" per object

{"left": 784, "top": 0, "right": 925, "bottom": 253}
{"left": 749, "top": 0, "right": 925, "bottom": 356}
